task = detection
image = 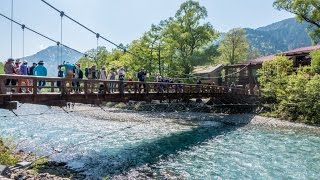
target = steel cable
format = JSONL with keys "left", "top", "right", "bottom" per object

{"left": 0, "top": 12, "right": 93, "bottom": 59}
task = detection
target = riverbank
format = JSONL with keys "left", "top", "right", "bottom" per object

{"left": 71, "top": 103, "right": 320, "bottom": 130}
{"left": 0, "top": 139, "right": 85, "bottom": 179}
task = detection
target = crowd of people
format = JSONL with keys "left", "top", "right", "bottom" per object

{"left": 3, "top": 58, "right": 47, "bottom": 93}
{"left": 2, "top": 57, "right": 187, "bottom": 93}
{"left": 2, "top": 58, "right": 262, "bottom": 96}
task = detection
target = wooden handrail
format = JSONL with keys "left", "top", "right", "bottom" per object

{"left": 0, "top": 74, "right": 250, "bottom": 95}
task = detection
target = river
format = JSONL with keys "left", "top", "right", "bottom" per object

{"left": 0, "top": 104, "right": 319, "bottom": 179}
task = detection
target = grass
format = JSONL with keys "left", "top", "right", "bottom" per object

{"left": 0, "top": 138, "right": 18, "bottom": 166}
{"left": 30, "top": 158, "right": 49, "bottom": 173}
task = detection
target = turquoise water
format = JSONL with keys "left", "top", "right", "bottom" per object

{"left": 0, "top": 104, "right": 320, "bottom": 179}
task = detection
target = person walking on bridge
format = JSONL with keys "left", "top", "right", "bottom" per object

{"left": 28, "top": 63, "right": 37, "bottom": 76}
{"left": 14, "top": 59, "right": 22, "bottom": 92}
{"left": 109, "top": 68, "right": 116, "bottom": 93}
{"left": 18, "top": 60, "right": 30, "bottom": 93}
{"left": 4, "top": 58, "right": 16, "bottom": 92}
{"left": 61, "top": 62, "right": 75, "bottom": 92}
{"left": 62, "top": 62, "right": 75, "bottom": 79}
{"left": 33, "top": 61, "right": 47, "bottom": 92}
{"left": 118, "top": 66, "right": 125, "bottom": 81}
{"left": 118, "top": 66, "right": 125, "bottom": 93}
{"left": 137, "top": 68, "right": 147, "bottom": 93}
{"left": 57, "top": 65, "right": 64, "bottom": 92}
{"left": 98, "top": 67, "right": 107, "bottom": 93}
{"left": 85, "top": 64, "right": 97, "bottom": 93}
{"left": 73, "top": 63, "right": 83, "bottom": 93}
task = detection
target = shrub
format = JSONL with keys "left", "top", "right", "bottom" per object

{"left": 311, "top": 50, "right": 320, "bottom": 74}
{"left": 0, "top": 139, "right": 18, "bottom": 166}
{"left": 258, "top": 54, "right": 320, "bottom": 124}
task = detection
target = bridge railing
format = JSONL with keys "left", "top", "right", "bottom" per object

{"left": 0, "top": 74, "right": 248, "bottom": 95}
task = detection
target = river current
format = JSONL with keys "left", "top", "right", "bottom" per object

{"left": 0, "top": 104, "right": 319, "bottom": 179}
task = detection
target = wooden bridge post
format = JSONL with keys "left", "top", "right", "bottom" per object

{"left": 61, "top": 79, "right": 66, "bottom": 95}
{"left": 33, "top": 79, "right": 37, "bottom": 95}
{"left": 0, "top": 77, "right": 5, "bottom": 94}
{"left": 134, "top": 83, "right": 137, "bottom": 94}
{"left": 84, "top": 81, "right": 88, "bottom": 97}
{"left": 104, "top": 81, "right": 108, "bottom": 94}
{"left": 175, "top": 84, "right": 178, "bottom": 94}
{"left": 119, "top": 81, "right": 124, "bottom": 95}
{"left": 51, "top": 81, "right": 54, "bottom": 92}
{"left": 248, "top": 63, "right": 254, "bottom": 95}
{"left": 146, "top": 83, "right": 149, "bottom": 94}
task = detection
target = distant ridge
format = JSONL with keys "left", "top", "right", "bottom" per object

{"left": 23, "top": 46, "right": 82, "bottom": 77}
{"left": 245, "top": 18, "right": 312, "bottom": 56}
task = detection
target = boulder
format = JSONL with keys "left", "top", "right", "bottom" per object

{"left": 0, "top": 164, "right": 11, "bottom": 176}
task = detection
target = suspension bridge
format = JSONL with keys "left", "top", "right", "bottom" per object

{"left": 0, "top": 0, "right": 260, "bottom": 110}
{"left": 0, "top": 74, "right": 259, "bottom": 110}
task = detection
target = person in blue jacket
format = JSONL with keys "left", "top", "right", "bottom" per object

{"left": 62, "top": 61, "right": 74, "bottom": 79}
{"left": 33, "top": 60, "right": 47, "bottom": 91}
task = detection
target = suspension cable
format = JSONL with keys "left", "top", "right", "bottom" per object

{"left": 95, "top": 33, "right": 100, "bottom": 65}
{"left": 40, "top": 0, "right": 147, "bottom": 61}
{"left": 60, "top": 11, "right": 64, "bottom": 64}
{"left": 56, "top": 42, "right": 60, "bottom": 63}
{"left": 10, "top": 0, "right": 14, "bottom": 58}
{"left": 0, "top": 12, "right": 93, "bottom": 59}
{"left": 96, "top": 33, "right": 99, "bottom": 50}
{"left": 21, "top": 24, "right": 25, "bottom": 60}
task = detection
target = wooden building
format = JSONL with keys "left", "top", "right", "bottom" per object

{"left": 193, "top": 45, "right": 320, "bottom": 94}
{"left": 223, "top": 45, "right": 320, "bottom": 93}
{"left": 193, "top": 64, "right": 224, "bottom": 85}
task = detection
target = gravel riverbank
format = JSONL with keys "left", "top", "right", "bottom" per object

{"left": 71, "top": 103, "right": 320, "bottom": 130}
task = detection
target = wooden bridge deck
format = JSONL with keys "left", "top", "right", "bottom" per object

{"left": 0, "top": 75, "right": 258, "bottom": 110}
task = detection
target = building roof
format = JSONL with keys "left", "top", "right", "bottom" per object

{"left": 282, "top": 45, "right": 320, "bottom": 56}
{"left": 193, "top": 64, "right": 224, "bottom": 74}
{"left": 249, "top": 45, "right": 320, "bottom": 64}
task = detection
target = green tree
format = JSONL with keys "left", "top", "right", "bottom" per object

{"left": 164, "top": 0, "right": 218, "bottom": 75}
{"left": 274, "top": 0, "right": 320, "bottom": 43}
{"left": 258, "top": 53, "right": 320, "bottom": 124}
{"left": 310, "top": 50, "right": 320, "bottom": 73}
{"left": 0, "top": 62, "right": 4, "bottom": 74}
{"left": 258, "top": 56, "right": 293, "bottom": 99}
{"left": 304, "top": 74, "right": 320, "bottom": 123}
{"left": 77, "top": 46, "right": 110, "bottom": 70}
{"left": 130, "top": 23, "right": 166, "bottom": 75}
{"left": 218, "top": 28, "right": 249, "bottom": 65}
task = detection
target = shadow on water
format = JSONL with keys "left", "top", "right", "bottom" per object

{"left": 79, "top": 114, "right": 255, "bottom": 178}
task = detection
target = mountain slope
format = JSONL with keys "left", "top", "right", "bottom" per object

{"left": 245, "top": 18, "right": 312, "bottom": 56}
{"left": 24, "top": 46, "right": 82, "bottom": 77}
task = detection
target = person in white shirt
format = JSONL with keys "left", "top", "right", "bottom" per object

{"left": 118, "top": 66, "right": 125, "bottom": 81}
{"left": 99, "top": 67, "right": 107, "bottom": 80}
